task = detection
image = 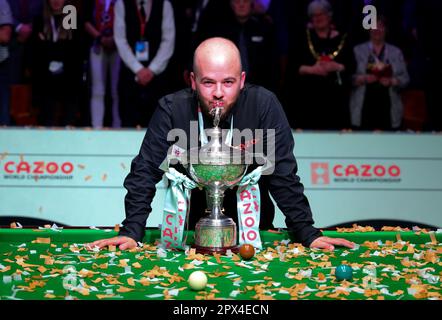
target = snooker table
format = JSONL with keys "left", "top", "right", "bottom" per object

{"left": 0, "top": 227, "right": 441, "bottom": 301}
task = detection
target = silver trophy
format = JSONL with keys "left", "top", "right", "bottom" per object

{"left": 183, "top": 105, "right": 249, "bottom": 254}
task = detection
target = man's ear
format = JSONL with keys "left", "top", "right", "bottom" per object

{"left": 190, "top": 72, "right": 196, "bottom": 91}
{"left": 240, "top": 71, "right": 246, "bottom": 90}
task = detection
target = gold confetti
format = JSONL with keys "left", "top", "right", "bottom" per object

{"left": 317, "top": 273, "right": 326, "bottom": 281}
{"left": 315, "top": 291, "right": 329, "bottom": 298}
{"left": 406, "top": 246, "right": 415, "bottom": 253}
{"left": 424, "top": 251, "right": 438, "bottom": 263}
{"left": 114, "top": 224, "right": 120, "bottom": 232}
{"left": 0, "top": 266, "right": 11, "bottom": 273}
{"left": 139, "top": 278, "right": 151, "bottom": 286}
{"left": 127, "top": 278, "right": 136, "bottom": 286}
{"left": 231, "top": 254, "right": 241, "bottom": 262}
{"left": 37, "top": 266, "right": 47, "bottom": 273}
{"left": 78, "top": 288, "right": 90, "bottom": 296}
{"left": 102, "top": 174, "right": 107, "bottom": 181}
{"left": 213, "top": 253, "right": 222, "bottom": 264}
{"left": 78, "top": 164, "right": 85, "bottom": 170}
{"left": 336, "top": 224, "right": 375, "bottom": 233}
{"left": 429, "top": 232, "right": 437, "bottom": 245}
{"left": 92, "top": 278, "right": 103, "bottom": 284}
{"left": 35, "top": 238, "right": 51, "bottom": 244}
{"left": 118, "top": 259, "right": 128, "bottom": 267}
{"left": 97, "top": 294, "right": 115, "bottom": 299}
{"left": 106, "top": 276, "right": 123, "bottom": 285}
{"left": 381, "top": 226, "right": 410, "bottom": 232}
{"left": 84, "top": 175, "right": 92, "bottom": 181}
{"left": 117, "top": 286, "right": 134, "bottom": 293}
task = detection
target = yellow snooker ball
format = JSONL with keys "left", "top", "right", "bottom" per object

{"left": 188, "top": 271, "right": 207, "bottom": 291}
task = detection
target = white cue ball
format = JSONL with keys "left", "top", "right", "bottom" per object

{"left": 188, "top": 271, "right": 208, "bottom": 291}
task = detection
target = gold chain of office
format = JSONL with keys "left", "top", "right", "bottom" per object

{"left": 306, "top": 28, "right": 347, "bottom": 61}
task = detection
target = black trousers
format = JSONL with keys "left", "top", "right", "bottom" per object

{"left": 35, "top": 73, "right": 79, "bottom": 127}
{"left": 118, "top": 65, "right": 166, "bottom": 128}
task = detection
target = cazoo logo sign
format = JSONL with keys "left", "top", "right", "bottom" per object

{"left": 2, "top": 160, "right": 75, "bottom": 181}
{"left": 311, "top": 162, "right": 402, "bottom": 185}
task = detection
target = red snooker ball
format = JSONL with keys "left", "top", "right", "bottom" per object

{"left": 239, "top": 244, "right": 255, "bottom": 260}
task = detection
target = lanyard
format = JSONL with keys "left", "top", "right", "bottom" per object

{"left": 98, "top": 0, "right": 114, "bottom": 31}
{"left": 197, "top": 106, "right": 233, "bottom": 146}
{"left": 50, "top": 16, "right": 60, "bottom": 42}
{"left": 104, "top": 0, "right": 112, "bottom": 12}
{"left": 136, "top": 0, "right": 151, "bottom": 38}
{"left": 368, "top": 42, "right": 387, "bottom": 64}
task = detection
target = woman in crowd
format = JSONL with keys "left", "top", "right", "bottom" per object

{"left": 350, "top": 17, "right": 410, "bottom": 131}
{"left": 286, "top": 0, "right": 352, "bottom": 130}
{"left": 85, "top": 0, "right": 120, "bottom": 129}
{"left": 30, "top": 0, "right": 83, "bottom": 126}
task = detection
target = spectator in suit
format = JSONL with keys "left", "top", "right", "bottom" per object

{"left": 248, "top": 0, "right": 289, "bottom": 95}
{"left": 350, "top": 17, "right": 410, "bottom": 131}
{"left": 114, "top": 0, "right": 175, "bottom": 128}
{"left": 0, "top": 0, "right": 13, "bottom": 125}
{"left": 85, "top": 0, "right": 121, "bottom": 129}
{"left": 196, "top": 0, "right": 278, "bottom": 91}
{"left": 182, "top": 0, "right": 231, "bottom": 85}
{"left": 6, "top": 0, "right": 43, "bottom": 85}
{"left": 161, "top": 0, "right": 194, "bottom": 92}
{"left": 30, "top": 0, "right": 83, "bottom": 126}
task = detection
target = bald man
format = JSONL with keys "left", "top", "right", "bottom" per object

{"left": 89, "top": 37, "right": 355, "bottom": 251}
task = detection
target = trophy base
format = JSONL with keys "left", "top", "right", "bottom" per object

{"left": 193, "top": 244, "right": 239, "bottom": 255}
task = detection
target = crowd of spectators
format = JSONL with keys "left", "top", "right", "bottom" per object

{"left": 0, "top": 0, "right": 440, "bottom": 131}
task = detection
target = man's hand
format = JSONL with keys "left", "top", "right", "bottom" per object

{"left": 86, "top": 236, "right": 137, "bottom": 251}
{"left": 379, "top": 77, "right": 399, "bottom": 87}
{"left": 17, "top": 23, "right": 33, "bottom": 43}
{"left": 320, "top": 60, "right": 345, "bottom": 73}
{"left": 310, "top": 236, "right": 355, "bottom": 251}
{"left": 309, "top": 63, "right": 329, "bottom": 77}
{"left": 0, "top": 25, "right": 12, "bottom": 44}
{"left": 101, "top": 36, "right": 116, "bottom": 52}
{"left": 136, "top": 68, "right": 155, "bottom": 86}
{"left": 355, "top": 74, "right": 377, "bottom": 86}
{"left": 365, "top": 74, "right": 378, "bottom": 84}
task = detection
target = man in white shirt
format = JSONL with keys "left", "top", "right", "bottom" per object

{"left": 114, "top": 0, "right": 175, "bottom": 127}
